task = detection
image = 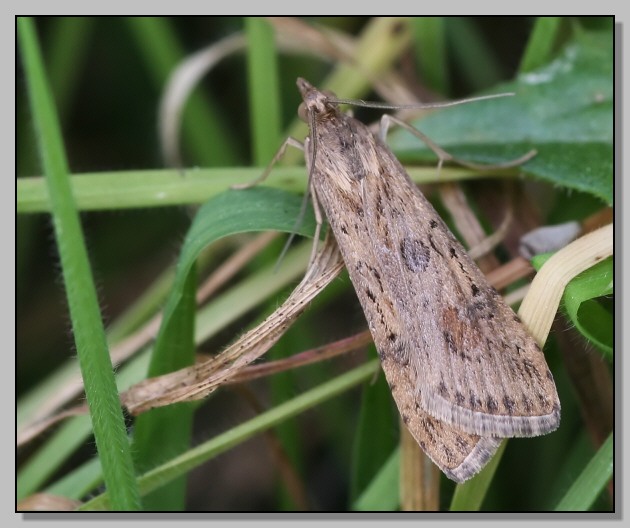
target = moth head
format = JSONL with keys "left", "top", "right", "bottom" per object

{"left": 296, "top": 77, "right": 339, "bottom": 122}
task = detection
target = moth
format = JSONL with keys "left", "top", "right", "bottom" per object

{"left": 294, "top": 78, "right": 560, "bottom": 482}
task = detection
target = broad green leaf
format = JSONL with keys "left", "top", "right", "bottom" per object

{"left": 389, "top": 31, "right": 612, "bottom": 205}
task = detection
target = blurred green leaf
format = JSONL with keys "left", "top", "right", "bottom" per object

{"left": 412, "top": 17, "right": 449, "bottom": 94}
{"left": 554, "top": 433, "right": 613, "bottom": 511}
{"left": 518, "top": 17, "right": 564, "bottom": 73}
{"left": 350, "top": 350, "right": 398, "bottom": 502}
{"left": 446, "top": 17, "right": 504, "bottom": 90}
{"left": 353, "top": 448, "right": 400, "bottom": 511}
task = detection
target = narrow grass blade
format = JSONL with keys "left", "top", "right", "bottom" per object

{"left": 17, "top": 17, "right": 140, "bottom": 510}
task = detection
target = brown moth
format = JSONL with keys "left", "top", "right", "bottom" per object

{"left": 296, "top": 78, "right": 560, "bottom": 482}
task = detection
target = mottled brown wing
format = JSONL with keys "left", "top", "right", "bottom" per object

{"left": 358, "top": 136, "right": 560, "bottom": 438}
{"left": 311, "top": 168, "right": 503, "bottom": 481}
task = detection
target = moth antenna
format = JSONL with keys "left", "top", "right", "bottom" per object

{"left": 329, "top": 92, "right": 515, "bottom": 111}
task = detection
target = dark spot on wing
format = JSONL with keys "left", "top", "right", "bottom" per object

{"left": 443, "top": 330, "right": 457, "bottom": 355}
{"left": 503, "top": 396, "right": 516, "bottom": 415}
{"left": 392, "top": 343, "right": 409, "bottom": 366}
{"left": 523, "top": 359, "right": 542, "bottom": 382}
{"left": 400, "top": 238, "right": 430, "bottom": 272}
{"left": 469, "top": 393, "right": 482, "bottom": 410}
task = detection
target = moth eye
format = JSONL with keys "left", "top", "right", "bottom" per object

{"left": 297, "top": 102, "right": 309, "bottom": 123}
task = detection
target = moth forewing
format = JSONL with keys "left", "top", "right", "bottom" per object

{"left": 296, "top": 78, "right": 560, "bottom": 479}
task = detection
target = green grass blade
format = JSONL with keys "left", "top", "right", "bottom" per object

{"left": 45, "top": 458, "right": 103, "bottom": 501}
{"left": 353, "top": 447, "right": 400, "bottom": 511}
{"left": 519, "top": 17, "right": 563, "bottom": 73}
{"left": 449, "top": 440, "right": 506, "bottom": 511}
{"left": 17, "top": 165, "right": 478, "bottom": 213}
{"left": 350, "top": 353, "right": 398, "bottom": 502}
{"left": 554, "top": 433, "right": 613, "bottom": 511}
{"left": 131, "top": 186, "right": 317, "bottom": 508}
{"left": 46, "top": 17, "right": 94, "bottom": 117}
{"left": 18, "top": 352, "right": 151, "bottom": 500}
{"left": 17, "top": 415, "right": 94, "bottom": 500}
{"left": 17, "top": 17, "right": 140, "bottom": 510}
{"left": 246, "top": 17, "right": 282, "bottom": 165}
{"left": 447, "top": 17, "right": 503, "bottom": 90}
{"left": 412, "top": 17, "right": 449, "bottom": 94}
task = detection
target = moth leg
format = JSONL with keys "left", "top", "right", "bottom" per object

{"left": 307, "top": 186, "right": 325, "bottom": 268}
{"left": 233, "top": 136, "right": 310, "bottom": 270}
{"left": 289, "top": 136, "right": 323, "bottom": 268}
{"left": 231, "top": 137, "right": 304, "bottom": 190}
{"left": 379, "top": 114, "right": 537, "bottom": 174}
